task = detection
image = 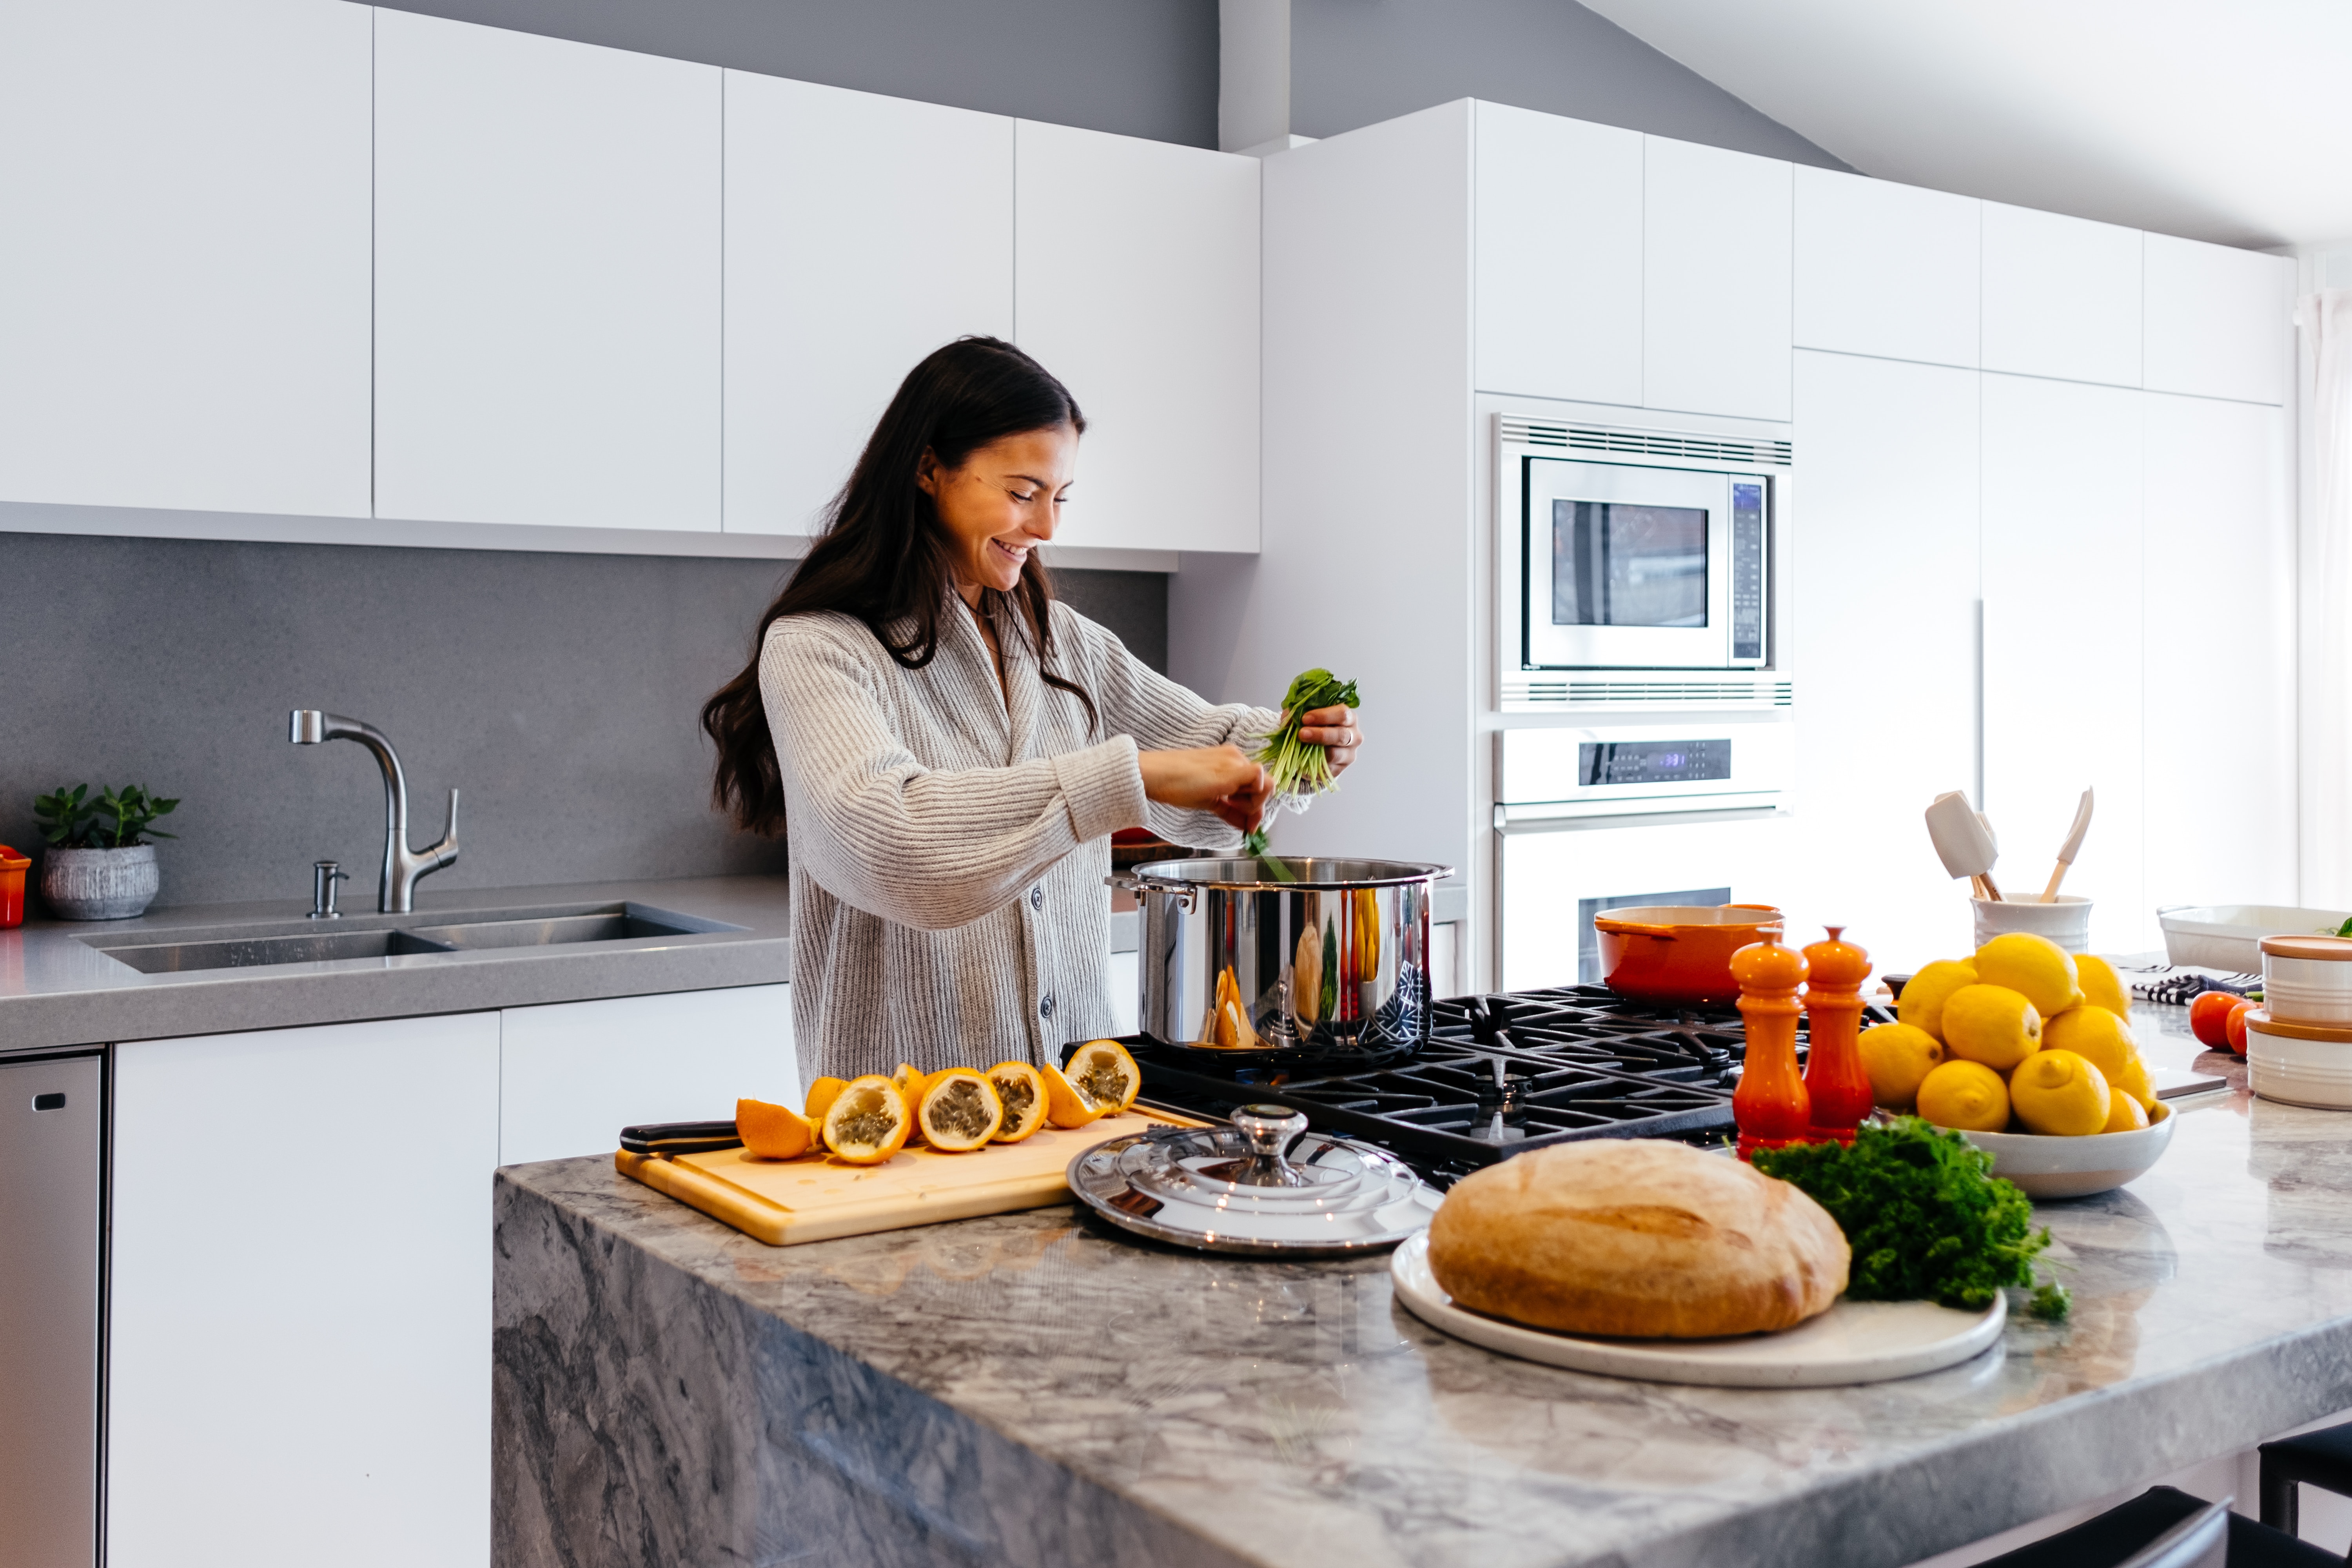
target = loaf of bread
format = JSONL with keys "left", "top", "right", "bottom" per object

{"left": 1426, "top": 1140, "right": 1849, "bottom": 1339}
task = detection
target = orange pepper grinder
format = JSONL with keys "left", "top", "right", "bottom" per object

{"left": 1801, "top": 926, "right": 1875, "bottom": 1144}
{"left": 1731, "top": 931, "right": 1810, "bottom": 1159}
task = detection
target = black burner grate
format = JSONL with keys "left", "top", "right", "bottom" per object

{"left": 1109, "top": 984, "right": 1881, "bottom": 1187}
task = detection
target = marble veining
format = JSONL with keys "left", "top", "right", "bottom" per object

{"left": 494, "top": 1007, "right": 2352, "bottom": 1568}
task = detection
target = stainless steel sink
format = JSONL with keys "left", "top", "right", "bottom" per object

{"left": 94, "top": 928, "right": 457, "bottom": 974}
{"left": 78, "top": 901, "right": 745, "bottom": 975}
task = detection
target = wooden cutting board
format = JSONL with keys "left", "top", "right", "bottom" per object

{"left": 615, "top": 1107, "right": 1204, "bottom": 1247}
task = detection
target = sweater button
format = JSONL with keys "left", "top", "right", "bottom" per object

{"left": 1038, "top": 993, "right": 1056, "bottom": 1020}
{"left": 1030, "top": 885, "right": 1045, "bottom": 911}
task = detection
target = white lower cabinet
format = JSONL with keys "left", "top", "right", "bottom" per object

{"left": 108, "top": 1012, "right": 501, "bottom": 1568}
{"left": 497, "top": 984, "right": 796, "bottom": 1165}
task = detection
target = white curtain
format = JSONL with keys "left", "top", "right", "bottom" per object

{"left": 2300, "top": 289, "right": 2352, "bottom": 906}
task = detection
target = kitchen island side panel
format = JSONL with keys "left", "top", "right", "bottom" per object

{"left": 492, "top": 1174, "right": 1249, "bottom": 1568}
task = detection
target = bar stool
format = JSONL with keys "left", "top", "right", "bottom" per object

{"left": 2261, "top": 1421, "right": 2352, "bottom": 1561}
{"left": 1968, "top": 1487, "right": 2336, "bottom": 1568}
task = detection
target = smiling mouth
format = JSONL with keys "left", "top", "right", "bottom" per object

{"left": 991, "top": 537, "right": 1030, "bottom": 568}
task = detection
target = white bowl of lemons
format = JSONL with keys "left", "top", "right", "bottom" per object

{"left": 1863, "top": 936, "right": 2173, "bottom": 1200}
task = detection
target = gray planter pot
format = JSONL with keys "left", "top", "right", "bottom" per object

{"left": 42, "top": 844, "right": 160, "bottom": 920}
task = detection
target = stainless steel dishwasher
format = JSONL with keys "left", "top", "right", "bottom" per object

{"left": 1, "top": 1052, "right": 103, "bottom": 1568}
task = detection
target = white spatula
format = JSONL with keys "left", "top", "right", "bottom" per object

{"left": 1926, "top": 791, "right": 2002, "bottom": 901}
{"left": 2039, "top": 788, "right": 2094, "bottom": 904}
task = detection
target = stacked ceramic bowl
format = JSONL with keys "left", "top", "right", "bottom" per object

{"left": 2247, "top": 935, "right": 2352, "bottom": 1110}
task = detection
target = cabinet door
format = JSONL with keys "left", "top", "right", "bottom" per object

{"left": 499, "top": 984, "right": 796, "bottom": 1165}
{"left": 1472, "top": 103, "right": 1642, "bottom": 406}
{"left": 374, "top": 11, "right": 721, "bottom": 531}
{"left": 2144, "top": 235, "right": 2289, "bottom": 406}
{"left": 1982, "top": 203, "right": 2143, "bottom": 388}
{"left": 1644, "top": 136, "right": 1792, "bottom": 421}
{"left": 1014, "top": 122, "right": 1259, "bottom": 554}
{"left": 0, "top": 0, "right": 370, "bottom": 518}
{"left": 1982, "top": 376, "right": 2146, "bottom": 953}
{"left": 1786, "top": 351, "right": 1982, "bottom": 971}
{"left": 109, "top": 1014, "right": 501, "bottom": 1568}
{"left": 2143, "top": 394, "right": 2294, "bottom": 910}
{"left": 1793, "top": 168, "right": 1980, "bottom": 369}
{"left": 724, "top": 75, "right": 1013, "bottom": 537}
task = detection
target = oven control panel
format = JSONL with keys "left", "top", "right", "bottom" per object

{"left": 1497, "top": 721, "right": 1791, "bottom": 825}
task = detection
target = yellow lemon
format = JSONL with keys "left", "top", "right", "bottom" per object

{"left": 1941, "top": 984, "right": 2044, "bottom": 1071}
{"left": 2112, "top": 1052, "right": 2158, "bottom": 1110}
{"left": 2009, "top": 1049, "right": 2112, "bottom": 1136}
{"left": 1916, "top": 1059, "right": 2011, "bottom": 1132}
{"left": 2042, "top": 1004, "right": 2138, "bottom": 1085}
{"left": 1858, "top": 1022, "right": 1945, "bottom": 1111}
{"left": 1896, "top": 958, "right": 1980, "bottom": 1042}
{"left": 2102, "top": 1091, "right": 2151, "bottom": 1133}
{"left": 1974, "top": 932, "right": 2082, "bottom": 1017}
{"left": 2073, "top": 954, "right": 2132, "bottom": 1018}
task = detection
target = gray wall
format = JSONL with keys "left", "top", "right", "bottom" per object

{"left": 1289, "top": 0, "right": 1848, "bottom": 166}
{"left": 0, "top": 533, "right": 1164, "bottom": 912}
{"left": 370, "top": 0, "right": 1220, "bottom": 147}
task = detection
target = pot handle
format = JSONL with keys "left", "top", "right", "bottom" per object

{"left": 1106, "top": 872, "right": 1196, "bottom": 914}
{"left": 1593, "top": 916, "right": 1680, "bottom": 938}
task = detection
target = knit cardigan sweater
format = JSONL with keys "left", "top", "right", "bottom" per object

{"left": 759, "top": 598, "right": 1276, "bottom": 1085}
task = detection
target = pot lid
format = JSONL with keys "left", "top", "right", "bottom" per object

{"left": 1067, "top": 1105, "right": 1439, "bottom": 1254}
{"left": 2259, "top": 934, "right": 2352, "bottom": 961}
{"left": 2246, "top": 1008, "right": 2352, "bottom": 1042}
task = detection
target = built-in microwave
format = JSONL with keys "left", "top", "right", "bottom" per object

{"left": 1502, "top": 419, "right": 1783, "bottom": 674}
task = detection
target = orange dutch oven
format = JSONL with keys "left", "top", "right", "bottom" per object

{"left": 1592, "top": 904, "right": 1786, "bottom": 1007}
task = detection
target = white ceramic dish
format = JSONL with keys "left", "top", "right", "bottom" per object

{"left": 1960, "top": 1101, "right": 2174, "bottom": 1199}
{"left": 1971, "top": 895, "right": 2090, "bottom": 953}
{"left": 2248, "top": 1024, "right": 2352, "bottom": 1110}
{"left": 2261, "top": 942, "right": 2352, "bottom": 1025}
{"left": 1390, "top": 1233, "right": 2005, "bottom": 1388}
{"left": 2159, "top": 905, "right": 2352, "bottom": 974}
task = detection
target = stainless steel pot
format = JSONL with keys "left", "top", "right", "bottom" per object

{"left": 1116, "top": 857, "right": 1452, "bottom": 1053}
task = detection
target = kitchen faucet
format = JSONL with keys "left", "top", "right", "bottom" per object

{"left": 288, "top": 710, "right": 459, "bottom": 913}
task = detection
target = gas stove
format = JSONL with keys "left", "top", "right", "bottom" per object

{"left": 1114, "top": 984, "right": 1880, "bottom": 1187}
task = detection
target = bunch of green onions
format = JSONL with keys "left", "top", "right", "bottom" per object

{"left": 1243, "top": 667, "right": 1359, "bottom": 862}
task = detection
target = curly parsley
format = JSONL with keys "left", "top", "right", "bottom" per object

{"left": 1751, "top": 1117, "right": 2058, "bottom": 1313}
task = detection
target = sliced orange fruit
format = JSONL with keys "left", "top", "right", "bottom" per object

{"left": 819, "top": 1074, "right": 911, "bottom": 1165}
{"left": 803, "top": 1076, "right": 849, "bottom": 1122}
{"left": 736, "top": 1096, "right": 817, "bottom": 1160}
{"left": 917, "top": 1067, "right": 1004, "bottom": 1152}
{"left": 1040, "top": 1061, "right": 1107, "bottom": 1129}
{"left": 986, "top": 1061, "right": 1049, "bottom": 1143}
{"left": 1065, "top": 1039, "right": 1141, "bottom": 1114}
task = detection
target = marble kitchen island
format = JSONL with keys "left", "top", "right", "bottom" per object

{"left": 492, "top": 1032, "right": 2352, "bottom": 1568}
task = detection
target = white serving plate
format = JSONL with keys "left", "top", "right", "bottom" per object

{"left": 2159, "top": 905, "right": 2352, "bottom": 973}
{"left": 1959, "top": 1101, "right": 2175, "bottom": 1199}
{"left": 1390, "top": 1234, "right": 2005, "bottom": 1388}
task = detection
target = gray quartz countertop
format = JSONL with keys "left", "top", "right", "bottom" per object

{"left": 0, "top": 874, "right": 790, "bottom": 1054}
{"left": 492, "top": 1005, "right": 2352, "bottom": 1568}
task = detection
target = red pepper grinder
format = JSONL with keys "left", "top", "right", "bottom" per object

{"left": 1731, "top": 931, "right": 1810, "bottom": 1160}
{"left": 1801, "top": 925, "right": 1875, "bottom": 1144}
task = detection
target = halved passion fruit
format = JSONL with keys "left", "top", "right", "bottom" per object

{"left": 1040, "top": 1062, "right": 1106, "bottom": 1129}
{"left": 737, "top": 1096, "right": 817, "bottom": 1160}
{"left": 917, "top": 1068, "right": 1004, "bottom": 1152}
{"left": 893, "top": 1063, "right": 932, "bottom": 1145}
{"left": 985, "top": 1061, "right": 1049, "bottom": 1143}
{"left": 803, "top": 1076, "right": 849, "bottom": 1122}
{"left": 1065, "top": 1039, "right": 1142, "bottom": 1114}
{"left": 820, "top": 1075, "right": 912, "bottom": 1165}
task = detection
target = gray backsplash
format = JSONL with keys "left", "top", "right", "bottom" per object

{"left": 0, "top": 533, "right": 1165, "bottom": 912}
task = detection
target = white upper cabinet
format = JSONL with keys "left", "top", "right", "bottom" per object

{"left": 724, "top": 75, "right": 1013, "bottom": 537}
{"left": 1644, "top": 136, "right": 1793, "bottom": 421}
{"left": 1793, "top": 168, "right": 1980, "bottom": 368}
{"left": 2143, "top": 235, "right": 2290, "bottom": 405}
{"left": 1014, "top": 121, "right": 1260, "bottom": 554}
{"left": 1981, "top": 203, "right": 2143, "bottom": 388}
{"left": 374, "top": 12, "right": 721, "bottom": 532}
{"left": 0, "top": 0, "right": 371, "bottom": 518}
{"left": 1472, "top": 102, "right": 1642, "bottom": 407}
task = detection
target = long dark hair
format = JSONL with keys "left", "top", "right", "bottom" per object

{"left": 702, "top": 336, "right": 1094, "bottom": 836}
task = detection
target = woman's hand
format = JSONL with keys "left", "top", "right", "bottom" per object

{"left": 1293, "top": 705, "right": 1363, "bottom": 779}
{"left": 1139, "top": 745, "right": 1272, "bottom": 833}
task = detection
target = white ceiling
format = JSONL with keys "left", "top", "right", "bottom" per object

{"left": 1577, "top": 0, "right": 2352, "bottom": 250}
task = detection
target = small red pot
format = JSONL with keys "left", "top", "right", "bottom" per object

{"left": 1592, "top": 904, "right": 1786, "bottom": 1008}
{"left": 0, "top": 844, "right": 28, "bottom": 930}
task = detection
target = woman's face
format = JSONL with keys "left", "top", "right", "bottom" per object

{"left": 918, "top": 424, "right": 1078, "bottom": 602}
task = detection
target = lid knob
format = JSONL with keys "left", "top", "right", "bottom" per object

{"left": 1228, "top": 1104, "right": 1312, "bottom": 1187}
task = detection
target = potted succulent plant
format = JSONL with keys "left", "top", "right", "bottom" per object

{"left": 35, "top": 783, "right": 179, "bottom": 920}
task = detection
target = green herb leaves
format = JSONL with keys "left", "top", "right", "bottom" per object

{"left": 34, "top": 782, "right": 179, "bottom": 849}
{"left": 1242, "top": 668, "right": 1359, "bottom": 864}
{"left": 1751, "top": 1117, "right": 2055, "bottom": 1312}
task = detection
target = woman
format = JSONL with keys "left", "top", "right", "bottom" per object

{"left": 703, "top": 338, "right": 1363, "bottom": 1086}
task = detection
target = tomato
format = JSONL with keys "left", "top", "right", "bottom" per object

{"left": 2189, "top": 989, "right": 2242, "bottom": 1047}
{"left": 2225, "top": 997, "right": 2257, "bottom": 1056}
